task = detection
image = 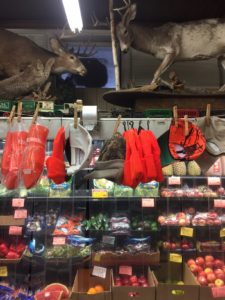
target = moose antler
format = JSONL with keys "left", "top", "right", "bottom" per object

{"left": 57, "top": 24, "right": 80, "bottom": 41}
{"left": 113, "top": 0, "right": 131, "bottom": 15}
{"left": 73, "top": 43, "right": 97, "bottom": 57}
{"left": 32, "top": 82, "right": 53, "bottom": 101}
{"left": 91, "top": 12, "right": 109, "bottom": 27}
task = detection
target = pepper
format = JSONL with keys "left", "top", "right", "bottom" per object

{"left": 0, "top": 243, "right": 9, "bottom": 257}
{"left": 6, "top": 251, "right": 20, "bottom": 259}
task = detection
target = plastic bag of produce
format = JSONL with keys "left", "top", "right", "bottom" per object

{"left": 114, "top": 183, "right": 133, "bottom": 197}
{"left": 134, "top": 181, "right": 159, "bottom": 197}
{"left": 93, "top": 178, "right": 114, "bottom": 196}
{"left": 49, "top": 178, "right": 72, "bottom": 197}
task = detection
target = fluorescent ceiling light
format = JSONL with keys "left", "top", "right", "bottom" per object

{"left": 62, "top": 0, "right": 83, "bottom": 32}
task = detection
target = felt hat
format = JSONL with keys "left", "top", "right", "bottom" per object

{"left": 157, "top": 130, "right": 175, "bottom": 167}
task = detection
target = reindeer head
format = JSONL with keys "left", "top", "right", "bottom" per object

{"left": 116, "top": 3, "right": 137, "bottom": 53}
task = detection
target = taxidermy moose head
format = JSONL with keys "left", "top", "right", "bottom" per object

{"left": 116, "top": 0, "right": 225, "bottom": 90}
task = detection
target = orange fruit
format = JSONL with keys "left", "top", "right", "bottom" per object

{"left": 94, "top": 285, "right": 104, "bottom": 293}
{"left": 87, "top": 287, "right": 97, "bottom": 295}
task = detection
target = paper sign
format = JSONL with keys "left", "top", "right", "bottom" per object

{"left": 168, "top": 177, "right": 181, "bottom": 185}
{"left": 92, "top": 189, "right": 108, "bottom": 198}
{"left": 14, "top": 209, "right": 27, "bottom": 219}
{"left": 102, "top": 235, "right": 115, "bottom": 245}
{"left": 0, "top": 266, "right": 8, "bottom": 277}
{"left": 142, "top": 198, "right": 155, "bottom": 208}
{"left": 220, "top": 228, "right": 225, "bottom": 238}
{"left": 211, "top": 286, "right": 225, "bottom": 298}
{"left": 214, "top": 199, "right": 225, "bottom": 208}
{"left": 92, "top": 266, "right": 107, "bottom": 279}
{"left": 12, "top": 198, "right": 24, "bottom": 208}
{"left": 9, "top": 226, "right": 22, "bottom": 235}
{"left": 94, "top": 253, "right": 101, "bottom": 262}
{"left": 53, "top": 237, "right": 66, "bottom": 246}
{"left": 180, "top": 227, "right": 193, "bottom": 237}
{"left": 208, "top": 177, "right": 221, "bottom": 186}
{"left": 119, "top": 266, "right": 132, "bottom": 276}
{"left": 169, "top": 253, "right": 182, "bottom": 263}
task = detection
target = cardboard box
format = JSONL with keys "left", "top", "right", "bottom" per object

{"left": 112, "top": 268, "right": 155, "bottom": 300}
{"left": 70, "top": 268, "right": 111, "bottom": 300}
{"left": 153, "top": 263, "right": 199, "bottom": 300}
{"left": 0, "top": 215, "right": 25, "bottom": 226}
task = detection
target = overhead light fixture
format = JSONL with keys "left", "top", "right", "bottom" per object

{"left": 62, "top": 0, "right": 83, "bottom": 32}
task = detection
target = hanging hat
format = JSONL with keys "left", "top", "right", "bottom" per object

{"left": 157, "top": 130, "right": 176, "bottom": 167}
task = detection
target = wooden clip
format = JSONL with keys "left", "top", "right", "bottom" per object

{"left": 206, "top": 103, "right": 211, "bottom": 125}
{"left": 76, "top": 99, "right": 83, "bottom": 125}
{"left": 8, "top": 105, "right": 16, "bottom": 124}
{"left": 173, "top": 105, "right": 178, "bottom": 127}
{"left": 113, "top": 114, "right": 122, "bottom": 135}
{"left": 184, "top": 115, "right": 189, "bottom": 136}
{"left": 74, "top": 103, "right": 78, "bottom": 129}
{"left": 17, "top": 101, "right": 23, "bottom": 123}
{"left": 32, "top": 103, "right": 40, "bottom": 125}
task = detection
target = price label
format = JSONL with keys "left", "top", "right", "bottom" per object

{"left": 12, "top": 198, "right": 24, "bottom": 208}
{"left": 142, "top": 198, "right": 155, "bottom": 208}
{"left": 220, "top": 228, "right": 225, "bottom": 238}
{"left": 92, "top": 266, "right": 107, "bottom": 279}
{"left": 180, "top": 227, "right": 193, "bottom": 237}
{"left": 214, "top": 199, "right": 225, "bottom": 208}
{"left": 208, "top": 177, "right": 221, "bottom": 186}
{"left": 212, "top": 286, "right": 225, "bottom": 298}
{"left": 94, "top": 253, "right": 102, "bottom": 262}
{"left": 0, "top": 266, "right": 8, "bottom": 277}
{"left": 53, "top": 237, "right": 66, "bottom": 245}
{"left": 119, "top": 266, "right": 132, "bottom": 276}
{"left": 169, "top": 253, "right": 182, "bottom": 263}
{"left": 168, "top": 177, "right": 181, "bottom": 185}
{"left": 14, "top": 209, "right": 27, "bottom": 219}
{"left": 92, "top": 189, "right": 108, "bottom": 198}
{"left": 102, "top": 235, "right": 115, "bottom": 245}
{"left": 9, "top": 226, "right": 22, "bottom": 235}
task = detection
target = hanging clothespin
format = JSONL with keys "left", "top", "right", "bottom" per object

{"left": 173, "top": 105, "right": 178, "bottom": 128}
{"left": 8, "top": 105, "right": 16, "bottom": 124}
{"left": 76, "top": 99, "right": 83, "bottom": 125}
{"left": 32, "top": 103, "right": 40, "bottom": 125}
{"left": 113, "top": 114, "right": 122, "bottom": 135}
{"left": 206, "top": 103, "right": 211, "bottom": 125}
{"left": 74, "top": 102, "right": 78, "bottom": 129}
{"left": 17, "top": 101, "right": 23, "bottom": 123}
{"left": 184, "top": 115, "right": 189, "bottom": 136}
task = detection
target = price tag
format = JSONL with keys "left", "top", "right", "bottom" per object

{"left": 92, "top": 266, "right": 107, "bottom": 279}
{"left": 214, "top": 199, "right": 225, "bottom": 208}
{"left": 168, "top": 177, "right": 181, "bottom": 185}
{"left": 53, "top": 237, "right": 66, "bottom": 245}
{"left": 14, "top": 209, "right": 27, "bottom": 219}
{"left": 92, "top": 189, "right": 108, "bottom": 198}
{"left": 169, "top": 253, "right": 182, "bottom": 263}
{"left": 102, "top": 235, "right": 115, "bottom": 245}
{"left": 208, "top": 177, "right": 221, "bottom": 186}
{"left": 180, "top": 227, "right": 193, "bottom": 237}
{"left": 142, "top": 198, "right": 155, "bottom": 208}
{"left": 9, "top": 226, "right": 22, "bottom": 235}
{"left": 119, "top": 266, "right": 132, "bottom": 276}
{"left": 0, "top": 266, "right": 8, "bottom": 277}
{"left": 12, "top": 198, "right": 24, "bottom": 208}
{"left": 220, "top": 228, "right": 225, "bottom": 238}
{"left": 212, "top": 286, "right": 225, "bottom": 298}
{"left": 94, "top": 253, "right": 102, "bottom": 262}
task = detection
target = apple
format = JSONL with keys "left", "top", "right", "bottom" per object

{"left": 163, "top": 242, "right": 171, "bottom": 250}
{"left": 207, "top": 219, "right": 214, "bottom": 225}
{"left": 207, "top": 273, "right": 216, "bottom": 283}
{"left": 131, "top": 282, "right": 140, "bottom": 287}
{"left": 130, "top": 275, "right": 138, "bottom": 284}
{"left": 190, "top": 264, "right": 199, "bottom": 274}
{"left": 208, "top": 212, "right": 218, "bottom": 219}
{"left": 179, "top": 218, "right": 187, "bottom": 226}
{"left": 122, "top": 278, "right": 130, "bottom": 286}
{"left": 215, "top": 279, "right": 225, "bottom": 287}
{"left": 158, "top": 216, "right": 166, "bottom": 225}
{"left": 197, "top": 275, "right": 208, "bottom": 286}
{"left": 176, "top": 212, "right": 186, "bottom": 220}
{"left": 196, "top": 257, "right": 205, "bottom": 267}
{"left": 208, "top": 283, "right": 215, "bottom": 288}
{"left": 198, "top": 271, "right": 206, "bottom": 277}
{"left": 205, "top": 261, "right": 214, "bottom": 268}
{"left": 181, "top": 244, "right": 189, "bottom": 250}
{"left": 170, "top": 243, "right": 177, "bottom": 250}
{"left": 115, "top": 280, "right": 122, "bottom": 287}
{"left": 187, "top": 259, "right": 196, "bottom": 267}
{"left": 138, "top": 276, "right": 147, "bottom": 285}
{"left": 214, "top": 259, "right": 224, "bottom": 269}
{"left": 204, "top": 268, "right": 213, "bottom": 274}
{"left": 142, "top": 283, "right": 148, "bottom": 287}
{"left": 196, "top": 266, "right": 203, "bottom": 274}
{"left": 214, "top": 269, "right": 225, "bottom": 281}
{"left": 205, "top": 255, "right": 214, "bottom": 263}
{"left": 198, "top": 219, "right": 206, "bottom": 226}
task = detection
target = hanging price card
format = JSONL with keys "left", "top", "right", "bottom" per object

{"left": 180, "top": 227, "right": 193, "bottom": 237}
{"left": 208, "top": 177, "right": 221, "bottom": 186}
{"left": 14, "top": 209, "right": 27, "bottom": 219}
{"left": 92, "top": 189, "right": 108, "bottom": 198}
{"left": 169, "top": 253, "right": 182, "bottom": 263}
{"left": 53, "top": 237, "right": 66, "bottom": 246}
{"left": 92, "top": 266, "right": 107, "bottom": 279}
{"left": 212, "top": 287, "right": 225, "bottom": 298}
{"left": 9, "top": 226, "right": 22, "bottom": 235}
{"left": 102, "top": 235, "right": 115, "bottom": 245}
{"left": 168, "top": 177, "right": 181, "bottom": 185}
{"left": 214, "top": 199, "right": 225, "bottom": 208}
{"left": 0, "top": 267, "right": 8, "bottom": 277}
{"left": 12, "top": 198, "right": 24, "bottom": 208}
{"left": 142, "top": 198, "right": 155, "bottom": 208}
{"left": 119, "top": 266, "right": 132, "bottom": 276}
{"left": 220, "top": 228, "right": 225, "bottom": 238}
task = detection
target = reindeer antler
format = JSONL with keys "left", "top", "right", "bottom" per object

{"left": 57, "top": 23, "right": 80, "bottom": 40}
{"left": 113, "top": 0, "right": 131, "bottom": 15}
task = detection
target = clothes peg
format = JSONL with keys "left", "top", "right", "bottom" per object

{"left": 184, "top": 115, "right": 189, "bottom": 136}
{"left": 17, "top": 101, "right": 23, "bottom": 123}
{"left": 8, "top": 105, "right": 16, "bottom": 124}
{"left": 32, "top": 103, "right": 40, "bottom": 125}
{"left": 113, "top": 114, "right": 122, "bottom": 135}
{"left": 173, "top": 105, "right": 178, "bottom": 128}
{"left": 206, "top": 103, "right": 211, "bottom": 125}
{"left": 74, "top": 103, "right": 78, "bottom": 129}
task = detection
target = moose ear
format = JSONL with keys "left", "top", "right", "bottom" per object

{"left": 49, "top": 38, "right": 66, "bottom": 56}
{"left": 123, "top": 3, "right": 137, "bottom": 26}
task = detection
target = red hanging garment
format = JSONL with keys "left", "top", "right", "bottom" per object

{"left": 1, "top": 131, "right": 13, "bottom": 178}
{"left": 22, "top": 124, "right": 49, "bottom": 189}
{"left": 46, "top": 127, "right": 66, "bottom": 184}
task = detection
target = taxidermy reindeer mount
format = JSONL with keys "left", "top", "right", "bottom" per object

{"left": 115, "top": 0, "right": 225, "bottom": 91}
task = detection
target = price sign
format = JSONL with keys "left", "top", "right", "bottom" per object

{"left": 92, "top": 266, "right": 107, "bottom": 279}
{"left": 53, "top": 237, "right": 66, "bottom": 246}
{"left": 212, "top": 287, "right": 225, "bottom": 298}
{"left": 92, "top": 189, "right": 108, "bottom": 198}
{"left": 168, "top": 177, "right": 181, "bottom": 185}
{"left": 208, "top": 177, "right": 221, "bottom": 186}
{"left": 14, "top": 209, "right": 27, "bottom": 219}
{"left": 169, "top": 253, "right": 182, "bottom": 263}
{"left": 220, "top": 228, "right": 225, "bottom": 238}
{"left": 119, "top": 266, "right": 132, "bottom": 276}
{"left": 102, "top": 235, "right": 115, "bottom": 245}
{"left": 9, "top": 226, "right": 22, "bottom": 236}
{"left": 12, "top": 198, "right": 24, "bottom": 208}
{"left": 180, "top": 227, "right": 193, "bottom": 237}
{"left": 0, "top": 266, "right": 8, "bottom": 277}
{"left": 214, "top": 199, "right": 225, "bottom": 208}
{"left": 142, "top": 198, "right": 155, "bottom": 208}
{"left": 94, "top": 253, "right": 102, "bottom": 263}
